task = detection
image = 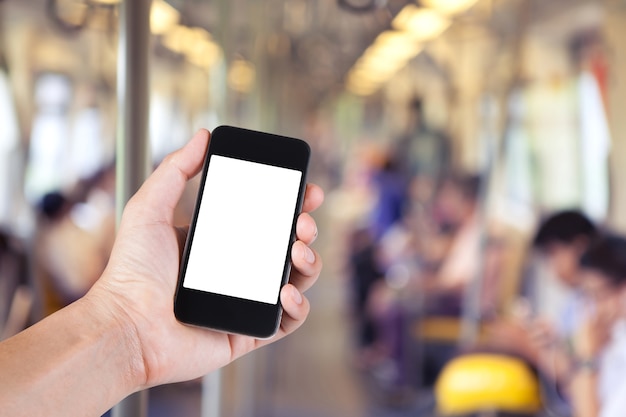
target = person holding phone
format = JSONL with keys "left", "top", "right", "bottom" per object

{"left": 569, "top": 234, "right": 626, "bottom": 417}
{"left": 0, "top": 129, "right": 324, "bottom": 417}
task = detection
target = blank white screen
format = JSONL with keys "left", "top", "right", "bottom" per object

{"left": 183, "top": 155, "right": 302, "bottom": 304}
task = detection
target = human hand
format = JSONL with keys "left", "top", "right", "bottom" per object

{"left": 485, "top": 318, "right": 537, "bottom": 360}
{"left": 527, "top": 318, "right": 559, "bottom": 352}
{"left": 574, "top": 300, "right": 618, "bottom": 360}
{"left": 86, "top": 129, "right": 324, "bottom": 389}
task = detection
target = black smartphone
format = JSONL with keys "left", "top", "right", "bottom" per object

{"left": 174, "top": 125, "right": 310, "bottom": 338}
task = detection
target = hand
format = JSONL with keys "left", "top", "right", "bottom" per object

{"left": 574, "top": 300, "right": 618, "bottom": 360}
{"left": 87, "top": 129, "right": 324, "bottom": 389}
{"left": 527, "top": 318, "right": 558, "bottom": 352}
{"left": 485, "top": 318, "right": 537, "bottom": 361}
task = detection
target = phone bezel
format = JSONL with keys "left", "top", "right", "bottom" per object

{"left": 174, "top": 125, "right": 310, "bottom": 339}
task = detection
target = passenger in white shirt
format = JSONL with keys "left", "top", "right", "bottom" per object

{"left": 570, "top": 234, "right": 626, "bottom": 417}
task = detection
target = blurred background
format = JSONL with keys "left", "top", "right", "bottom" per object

{"left": 1, "top": 0, "right": 626, "bottom": 416}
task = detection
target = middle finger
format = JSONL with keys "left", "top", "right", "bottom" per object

{"left": 290, "top": 241, "right": 322, "bottom": 293}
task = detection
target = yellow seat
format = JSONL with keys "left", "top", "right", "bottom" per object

{"left": 435, "top": 353, "right": 542, "bottom": 415}
{"left": 414, "top": 316, "right": 488, "bottom": 343}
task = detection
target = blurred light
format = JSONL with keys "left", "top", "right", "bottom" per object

{"left": 345, "top": 30, "right": 423, "bottom": 96}
{"left": 346, "top": 74, "right": 379, "bottom": 90}
{"left": 351, "top": 64, "right": 398, "bottom": 82}
{"left": 346, "top": 83, "right": 378, "bottom": 96}
{"left": 392, "top": 5, "right": 450, "bottom": 41}
{"left": 421, "top": 0, "right": 479, "bottom": 15}
{"left": 89, "top": 0, "right": 121, "bottom": 4}
{"left": 90, "top": 0, "right": 181, "bottom": 34}
{"left": 55, "top": 0, "right": 89, "bottom": 27}
{"left": 162, "top": 25, "right": 223, "bottom": 70}
{"left": 186, "top": 40, "right": 223, "bottom": 69}
{"left": 368, "top": 30, "right": 423, "bottom": 61}
{"left": 228, "top": 59, "right": 256, "bottom": 93}
{"left": 345, "top": 6, "right": 445, "bottom": 96}
{"left": 161, "top": 25, "right": 190, "bottom": 53}
{"left": 151, "top": 0, "right": 181, "bottom": 35}
{"left": 163, "top": 26, "right": 211, "bottom": 53}
{"left": 351, "top": 60, "right": 405, "bottom": 86}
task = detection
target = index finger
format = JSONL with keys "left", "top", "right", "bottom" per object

{"left": 302, "top": 184, "right": 324, "bottom": 213}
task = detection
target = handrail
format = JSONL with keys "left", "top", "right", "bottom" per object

{"left": 112, "top": 1, "right": 152, "bottom": 416}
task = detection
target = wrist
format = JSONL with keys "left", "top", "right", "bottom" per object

{"left": 569, "top": 353, "right": 600, "bottom": 380}
{"left": 571, "top": 336, "right": 600, "bottom": 362}
{"left": 82, "top": 285, "right": 147, "bottom": 392}
{"left": 575, "top": 357, "right": 599, "bottom": 371}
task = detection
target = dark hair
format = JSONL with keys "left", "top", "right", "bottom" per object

{"left": 442, "top": 173, "right": 481, "bottom": 201}
{"left": 410, "top": 97, "right": 423, "bottom": 112}
{"left": 459, "top": 175, "right": 481, "bottom": 201}
{"left": 580, "top": 234, "right": 626, "bottom": 287}
{"left": 0, "top": 229, "right": 8, "bottom": 253}
{"left": 533, "top": 210, "right": 597, "bottom": 248}
{"left": 38, "top": 192, "right": 68, "bottom": 220}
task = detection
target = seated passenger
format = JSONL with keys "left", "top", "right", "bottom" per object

{"left": 33, "top": 173, "right": 116, "bottom": 319}
{"left": 371, "top": 173, "right": 482, "bottom": 318}
{"left": 569, "top": 234, "right": 626, "bottom": 417}
{"left": 362, "top": 174, "right": 483, "bottom": 395}
{"left": 410, "top": 173, "right": 482, "bottom": 313}
{"left": 488, "top": 210, "right": 598, "bottom": 387}
{"left": 0, "top": 229, "right": 31, "bottom": 339}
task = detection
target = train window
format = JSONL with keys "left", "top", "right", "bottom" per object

{"left": 0, "top": 69, "right": 20, "bottom": 227}
{"left": 491, "top": 68, "right": 611, "bottom": 228}
{"left": 526, "top": 78, "right": 582, "bottom": 210}
{"left": 68, "top": 92, "right": 107, "bottom": 182}
{"left": 25, "top": 73, "right": 108, "bottom": 204}
{"left": 502, "top": 90, "right": 533, "bottom": 209}
{"left": 149, "top": 92, "right": 191, "bottom": 163}
{"left": 578, "top": 69, "right": 611, "bottom": 220}
{"left": 24, "top": 73, "right": 73, "bottom": 203}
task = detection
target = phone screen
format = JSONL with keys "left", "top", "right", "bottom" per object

{"left": 182, "top": 154, "right": 302, "bottom": 304}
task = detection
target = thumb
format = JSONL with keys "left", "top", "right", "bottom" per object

{"left": 129, "top": 129, "right": 210, "bottom": 224}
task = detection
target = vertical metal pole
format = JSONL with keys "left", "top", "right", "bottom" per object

{"left": 113, "top": 0, "right": 151, "bottom": 416}
{"left": 198, "top": 2, "right": 230, "bottom": 415}
{"left": 458, "top": 96, "right": 497, "bottom": 348}
{"left": 201, "top": 370, "right": 222, "bottom": 417}
{"left": 458, "top": 1, "right": 529, "bottom": 347}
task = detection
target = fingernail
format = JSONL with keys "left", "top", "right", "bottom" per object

{"left": 292, "top": 286, "right": 303, "bottom": 305}
{"left": 304, "top": 246, "right": 315, "bottom": 264}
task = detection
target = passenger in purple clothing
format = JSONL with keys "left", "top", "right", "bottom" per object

{"left": 369, "top": 155, "right": 408, "bottom": 242}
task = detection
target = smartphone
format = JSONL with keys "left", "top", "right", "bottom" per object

{"left": 174, "top": 125, "right": 310, "bottom": 338}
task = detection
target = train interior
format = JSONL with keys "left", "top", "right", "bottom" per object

{"left": 2, "top": 0, "right": 626, "bottom": 416}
